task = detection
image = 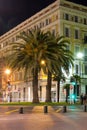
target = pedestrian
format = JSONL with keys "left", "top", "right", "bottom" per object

{"left": 80, "top": 93, "right": 83, "bottom": 105}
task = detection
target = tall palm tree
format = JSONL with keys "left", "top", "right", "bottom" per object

{"left": 6, "top": 29, "right": 60, "bottom": 103}
{"left": 45, "top": 34, "right": 74, "bottom": 102}
{"left": 63, "top": 83, "right": 70, "bottom": 102}
{"left": 46, "top": 70, "right": 52, "bottom": 102}
{"left": 70, "top": 74, "right": 81, "bottom": 99}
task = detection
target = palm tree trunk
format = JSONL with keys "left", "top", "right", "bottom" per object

{"left": 46, "top": 71, "right": 52, "bottom": 102}
{"left": 32, "top": 67, "right": 39, "bottom": 103}
{"left": 57, "top": 80, "right": 60, "bottom": 102}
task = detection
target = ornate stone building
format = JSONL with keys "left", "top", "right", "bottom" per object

{"left": 0, "top": 0, "right": 87, "bottom": 102}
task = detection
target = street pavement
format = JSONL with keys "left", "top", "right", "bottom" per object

{"left": 0, "top": 105, "right": 87, "bottom": 130}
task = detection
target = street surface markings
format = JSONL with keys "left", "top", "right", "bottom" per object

{"left": 5, "top": 109, "right": 19, "bottom": 114}
{"left": 56, "top": 108, "right": 62, "bottom": 113}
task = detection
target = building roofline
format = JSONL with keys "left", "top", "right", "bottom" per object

{"left": 0, "top": 0, "right": 87, "bottom": 41}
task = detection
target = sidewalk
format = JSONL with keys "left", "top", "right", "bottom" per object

{"left": 0, "top": 110, "right": 87, "bottom": 130}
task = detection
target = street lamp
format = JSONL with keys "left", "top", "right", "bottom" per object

{"left": 41, "top": 60, "right": 45, "bottom": 65}
{"left": 5, "top": 69, "right": 11, "bottom": 86}
{"left": 5, "top": 69, "right": 11, "bottom": 102}
{"left": 77, "top": 52, "right": 83, "bottom": 59}
{"left": 5, "top": 69, "right": 11, "bottom": 75}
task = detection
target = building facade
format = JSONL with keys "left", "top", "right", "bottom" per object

{"left": 0, "top": 0, "right": 87, "bottom": 102}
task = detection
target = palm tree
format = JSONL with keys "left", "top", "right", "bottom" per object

{"left": 63, "top": 83, "right": 70, "bottom": 102}
{"left": 46, "top": 71, "right": 52, "bottom": 102}
{"left": 70, "top": 74, "right": 81, "bottom": 99}
{"left": 45, "top": 34, "right": 74, "bottom": 102}
{"left": 6, "top": 29, "right": 73, "bottom": 103}
{"left": 6, "top": 29, "right": 60, "bottom": 103}
{"left": 63, "top": 75, "right": 81, "bottom": 103}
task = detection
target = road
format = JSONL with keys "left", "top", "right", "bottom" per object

{"left": 0, "top": 106, "right": 86, "bottom": 130}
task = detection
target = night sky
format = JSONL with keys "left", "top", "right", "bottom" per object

{"left": 0, "top": 0, "right": 87, "bottom": 36}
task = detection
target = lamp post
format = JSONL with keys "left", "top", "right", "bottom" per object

{"left": 5, "top": 69, "right": 11, "bottom": 102}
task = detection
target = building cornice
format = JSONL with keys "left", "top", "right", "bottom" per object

{"left": 0, "top": 0, "right": 87, "bottom": 42}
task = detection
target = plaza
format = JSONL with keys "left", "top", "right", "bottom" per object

{"left": 0, "top": 105, "right": 87, "bottom": 130}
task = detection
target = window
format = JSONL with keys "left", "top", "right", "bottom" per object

{"left": 65, "top": 13, "right": 69, "bottom": 20}
{"left": 84, "top": 35, "right": 87, "bottom": 44}
{"left": 52, "top": 29, "right": 56, "bottom": 36}
{"left": 15, "top": 85, "right": 16, "bottom": 90}
{"left": 56, "top": 14, "right": 58, "bottom": 20}
{"left": 46, "top": 19, "right": 49, "bottom": 25}
{"left": 39, "top": 22, "right": 43, "bottom": 28}
{"left": 15, "top": 72, "right": 19, "bottom": 81}
{"left": 42, "top": 22, "right": 44, "bottom": 27}
{"left": 74, "top": 16, "right": 78, "bottom": 22}
{"left": 84, "top": 48, "right": 87, "bottom": 61}
{"left": 84, "top": 65, "right": 87, "bottom": 75}
{"left": 16, "top": 36, "right": 19, "bottom": 41}
{"left": 3, "top": 42, "right": 7, "bottom": 47}
{"left": 75, "top": 64, "right": 79, "bottom": 74}
{"left": 74, "top": 46, "right": 80, "bottom": 56}
{"left": 12, "top": 37, "right": 15, "bottom": 42}
{"left": 75, "top": 29, "right": 79, "bottom": 39}
{"left": 64, "top": 27, "right": 70, "bottom": 37}
{"left": 49, "top": 18, "right": 52, "bottom": 23}
{"left": 19, "top": 72, "right": 23, "bottom": 80}
{"left": 34, "top": 25, "right": 36, "bottom": 30}
{"left": 84, "top": 18, "right": 86, "bottom": 24}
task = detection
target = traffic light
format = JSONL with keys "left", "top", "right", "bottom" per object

{"left": 71, "top": 94, "right": 75, "bottom": 99}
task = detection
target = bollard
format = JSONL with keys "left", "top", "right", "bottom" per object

{"left": 62, "top": 105, "right": 67, "bottom": 113}
{"left": 84, "top": 105, "right": 86, "bottom": 112}
{"left": 44, "top": 105, "right": 48, "bottom": 113}
{"left": 19, "top": 107, "right": 23, "bottom": 114}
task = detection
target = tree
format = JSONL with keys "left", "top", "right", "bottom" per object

{"left": 63, "top": 83, "right": 70, "bottom": 102}
{"left": 6, "top": 29, "right": 60, "bottom": 103}
{"left": 46, "top": 71, "right": 52, "bottom": 102}
{"left": 70, "top": 74, "right": 81, "bottom": 98}
{"left": 6, "top": 29, "right": 73, "bottom": 103}
{"left": 46, "top": 34, "right": 74, "bottom": 102}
